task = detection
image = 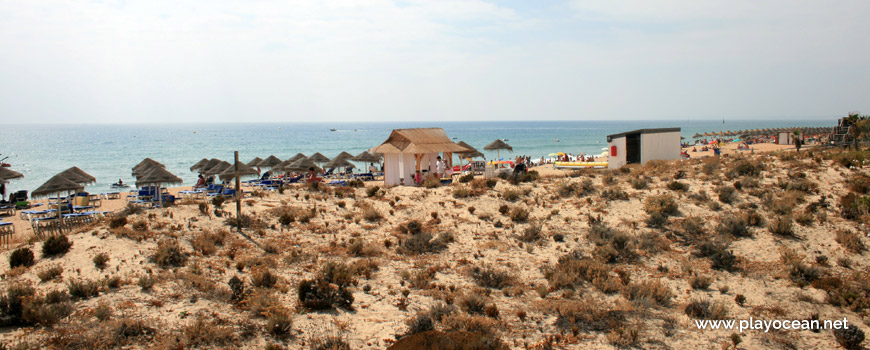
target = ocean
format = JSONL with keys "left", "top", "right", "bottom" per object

{"left": 1, "top": 119, "right": 835, "bottom": 194}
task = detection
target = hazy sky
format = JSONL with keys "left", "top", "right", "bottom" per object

{"left": 1, "top": 0, "right": 868, "bottom": 123}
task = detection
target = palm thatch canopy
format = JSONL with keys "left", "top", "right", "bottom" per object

{"left": 288, "top": 153, "right": 307, "bottom": 162}
{"left": 204, "top": 161, "right": 232, "bottom": 176}
{"left": 198, "top": 159, "right": 222, "bottom": 174}
{"left": 285, "top": 158, "right": 319, "bottom": 172}
{"left": 219, "top": 162, "right": 260, "bottom": 181}
{"left": 257, "top": 155, "right": 282, "bottom": 168}
{"left": 484, "top": 139, "right": 513, "bottom": 151}
{"left": 135, "top": 167, "right": 183, "bottom": 187}
{"left": 190, "top": 158, "right": 209, "bottom": 172}
{"left": 455, "top": 141, "right": 484, "bottom": 158}
{"left": 246, "top": 157, "right": 264, "bottom": 167}
{"left": 59, "top": 167, "right": 96, "bottom": 185}
{"left": 308, "top": 152, "right": 330, "bottom": 163}
{"left": 32, "top": 174, "right": 83, "bottom": 198}
{"left": 324, "top": 158, "right": 355, "bottom": 169}
{"left": 335, "top": 151, "right": 354, "bottom": 161}
{"left": 133, "top": 158, "right": 164, "bottom": 172}
{"left": 0, "top": 167, "right": 24, "bottom": 181}
{"left": 352, "top": 151, "right": 380, "bottom": 163}
{"left": 133, "top": 162, "right": 165, "bottom": 178}
{"left": 370, "top": 128, "right": 469, "bottom": 154}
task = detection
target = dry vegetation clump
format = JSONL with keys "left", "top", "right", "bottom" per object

{"left": 643, "top": 194, "right": 678, "bottom": 217}
{"left": 92, "top": 252, "right": 110, "bottom": 269}
{"left": 190, "top": 229, "right": 228, "bottom": 256}
{"left": 716, "top": 214, "right": 751, "bottom": 238}
{"left": 835, "top": 230, "right": 866, "bottom": 253}
{"left": 223, "top": 213, "right": 267, "bottom": 229}
{"left": 517, "top": 221, "right": 543, "bottom": 243}
{"left": 151, "top": 239, "right": 188, "bottom": 268}
{"left": 469, "top": 265, "right": 515, "bottom": 290}
{"left": 666, "top": 181, "right": 689, "bottom": 192}
{"left": 297, "top": 262, "right": 356, "bottom": 311}
{"left": 684, "top": 299, "right": 729, "bottom": 319}
{"left": 42, "top": 235, "right": 73, "bottom": 257}
{"left": 397, "top": 220, "right": 452, "bottom": 255}
{"left": 839, "top": 193, "right": 870, "bottom": 221}
{"left": 508, "top": 206, "right": 529, "bottom": 222}
{"left": 629, "top": 176, "right": 649, "bottom": 190}
{"left": 8, "top": 248, "right": 35, "bottom": 269}
{"left": 0, "top": 282, "right": 73, "bottom": 327}
{"left": 834, "top": 326, "right": 865, "bottom": 350}
{"left": 67, "top": 278, "right": 99, "bottom": 300}
{"left": 37, "top": 265, "right": 63, "bottom": 282}
{"left": 715, "top": 185, "right": 737, "bottom": 204}
{"left": 768, "top": 215, "right": 795, "bottom": 237}
{"left": 696, "top": 240, "right": 739, "bottom": 272}
{"left": 551, "top": 298, "right": 628, "bottom": 333}
{"left": 728, "top": 159, "right": 763, "bottom": 178}
{"left": 623, "top": 280, "right": 673, "bottom": 307}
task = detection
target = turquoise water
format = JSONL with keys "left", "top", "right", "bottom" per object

{"left": 1, "top": 119, "right": 835, "bottom": 194}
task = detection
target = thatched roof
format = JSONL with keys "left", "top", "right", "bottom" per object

{"left": 308, "top": 152, "right": 330, "bottom": 163}
{"left": 370, "top": 128, "right": 469, "bottom": 154}
{"left": 219, "top": 162, "right": 260, "bottom": 181}
{"left": 352, "top": 151, "right": 380, "bottom": 163}
{"left": 246, "top": 157, "right": 264, "bottom": 167}
{"left": 484, "top": 139, "right": 513, "bottom": 151}
{"left": 136, "top": 167, "right": 183, "bottom": 187}
{"left": 335, "top": 151, "right": 354, "bottom": 161}
{"left": 133, "top": 158, "right": 164, "bottom": 172}
{"left": 59, "top": 167, "right": 96, "bottom": 185}
{"left": 288, "top": 153, "right": 307, "bottom": 162}
{"left": 0, "top": 167, "right": 24, "bottom": 181}
{"left": 258, "top": 155, "right": 282, "bottom": 168}
{"left": 324, "top": 158, "right": 355, "bottom": 169}
{"left": 285, "top": 158, "right": 319, "bottom": 172}
{"left": 198, "top": 159, "right": 222, "bottom": 174}
{"left": 32, "top": 174, "right": 83, "bottom": 198}
{"left": 190, "top": 158, "right": 209, "bottom": 172}
{"left": 204, "top": 161, "right": 232, "bottom": 176}
{"left": 133, "top": 163, "right": 165, "bottom": 178}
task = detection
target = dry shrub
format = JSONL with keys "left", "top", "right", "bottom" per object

{"left": 181, "top": 316, "right": 237, "bottom": 347}
{"left": 517, "top": 221, "right": 542, "bottom": 242}
{"left": 690, "top": 275, "right": 712, "bottom": 290}
{"left": 836, "top": 229, "right": 866, "bottom": 253}
{"left": 42, "top": 234, "right": 73, "bottom": 257}
{"left": 544, "top": 251, "right": 612, "bottom": 290}
{"left": 685, "top": 299, "right": 729, "bottom": 319}
{"left": 643, "top": 194, "right": 678, "bottom": 217}
{"left": 666, "top": 181, "right": 689, "bottom": 192}
{"left": 252, "top": 268, "right": 279, "bottom": 289}
{"left": 601, "top": 187, "right": 628, "bottom": 201}
{"left": 37, "top": 265, "right": 63, "bottom": 282}
{"left": 552, "top": 299, "right": 627, "bottom": 333}
{"left": 728, "top": 159, "right": 763, "bottom": 177}
{"left": 696, "top": 241, "right": 738, "bottom": 272}
{"left": 152, "top": 240, "right": 188, "bottom": 268}
{"left": 191, "top": 229, "right": 227, "bottom": 256}
{"left": 623, "top": 280, "right": 673, "bottom": 307}
{"left": 508, "top": 206, "right": 529, "bottom": 222}
{"left": 847, "top": 174, "right": 870, "bottom": 194}
{"left": 423, "top": 177, "right": 441, "bottom": 188}
{"left": 9, "top": 248, "right": 35, "bottom": 269}
{"left": 716, "top": 185, "right": 736, "bottom": 204}
{"left": 840, "top": 193, "right": 870, "bottom": 220}
{"left": 93, "top": 252, "right": 110, "bottom": 269}
{"left": 469, "top": 265, "right": 515, "bottom": 290}
{"left": 717, "top": 215, "right": 750, "bottom": 238}
{"left": 297, "top": 262, "right": 355, "bottom": 311}
{"left": 67, "top": 278, "right": 100, "bottom": 300}
{"left": 834, "top": 326, "right": 865, "bottom": 350}
{"left": 768, "top": 215, "right": 795, "bottom": 237}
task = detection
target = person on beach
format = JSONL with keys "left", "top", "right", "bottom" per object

{"left": 414, "top": 170, "right": 423, "bottom": 186}
{"left": 435, "top": 156, "right": 445, "bottom": 179}
{"left": 195, "top": 174, "right": 205, "bottom": 188}
{"left": 306, "top": 167, "right": 321, "bottom": 183}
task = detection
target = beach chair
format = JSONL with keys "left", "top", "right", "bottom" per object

{"left": 0, "top": 221, "right": 13, "bottom": 247}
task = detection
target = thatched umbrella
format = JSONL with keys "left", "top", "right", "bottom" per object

{"left": 285, "top": 158, "right": 320, "bottom": 172}
{"left": 454, "top": 141, "right": 482, "bottom": 172}
{"left": 324, "top": 157, "right": 355, "bottom": 171}
{"left": 288, "top": 153, "right": 307, "bottom": 163}
{"left": 352, "top": 151, "right": 381, "bottom": 172}
{"left": 59, "top": 167, "right": 96, "bottom": 185}
{"left": 308, "top": 152, "right": 330, "bottom": 165}
{"left": 0, "top": 167, "right": 23, "bottom": 182}
{"left": 32, "top": 174, "right": 84, "bottom": 233}
{"left": 204, "top": 161, "right": 232, "bottom": 176}
{"left": 219, "top": 162, "right": 259, "bottom": 181}
{"left": 190, "top": 158, "right": 209, "bottom": 172}
{"left": 135, "top": 167, "right": 183, "bottom": 205}
{"left": 258, "top": 155, "right": 282, "bottom": 169}
{"left": 246, "top": 157, "right": 264, "bottom": 167}
{"left": 335, "top": 151, "right": 355, "bottom": 161}
{"left": 692, "top": 133, "right": 702, "bottom": 139}
{"left": 133, "top": 162, "right": 165, "bottom": 178}
{"left": 484, "top": 139, "right": 513, "bottom": 168}
{"left": 133, "top": 158, "right": 164, "bottom": 172}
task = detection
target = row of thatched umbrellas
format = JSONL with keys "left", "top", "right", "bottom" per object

{"left": 189, "top": 151, "right": 385, "bottom": 177}
{"left": 692, "top": 127, "right": 834, "bottom": 139}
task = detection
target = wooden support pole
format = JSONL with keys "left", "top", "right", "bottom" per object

{"left": 234, "top": 151, "right": 241, "bottom": 233}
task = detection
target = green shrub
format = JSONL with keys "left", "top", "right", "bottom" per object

{"left": 42, "top": 235, "right": 73, "bottom": 257}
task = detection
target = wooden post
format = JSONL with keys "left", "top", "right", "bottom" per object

{"left": 234, "top": 151, "right": 241, "bottom": 233}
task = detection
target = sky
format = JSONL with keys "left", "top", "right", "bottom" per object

{"left": 0, "top": 0, "right": 868, "bottom": 124}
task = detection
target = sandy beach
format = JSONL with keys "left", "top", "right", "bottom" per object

{"left": 0, "top": 144, "right": 867, "bottom": 350}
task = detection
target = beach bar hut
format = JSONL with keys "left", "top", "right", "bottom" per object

{"left": 370, "top": 128, "right": 469, "bottom": 186}
{"left": 606, "top": 127, "right": 681, "bottom": 169}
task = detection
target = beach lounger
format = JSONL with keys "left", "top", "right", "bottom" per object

{"left": 0, "top": 204, "right": 14, "bottom": 217}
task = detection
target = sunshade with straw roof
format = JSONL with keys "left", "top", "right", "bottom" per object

{"left": 135, "top": 167, "right": 183, "bottom": 188}
{"left": 370, "top": 128, "right": 469, "bottom": 154}
{"left": 270, "top": 159, "right": 293, "bottom": 173}
{"left": 133, "top": 158, "right": 164, "bottom": 172}
{"left": 133, "top": 162, "right": 164, "bottom": 178}
{"left": 308, "top": 152, "right": 330, "bottom": 163}
{"left": 198, "top": 159, "right": 222, "bottom": 174}
{"left": 0, "top": 167, "right": 24, "bottom": 181}
{"left": 335, "top": 151, "right": 354, "bottom": 161}
{"left": 219, "top": 162, "right": 260, "bottom": 181}
{"left": 32, "top": 174, "right": 83, "bottom": 198}
{"left": 285, "top": 158, "right": 320, "bottom": 172}
{"left": 58, "top": 167, "right": 96, "bottom": 185}
{"left": 352, "top": 151, "right": 380, "bottom": 163}
{"left": 204, "top": 161, "right": 232, "bottom": 176}
{"left": 258, "top": 155, "right": 282, "bottom": 168}
{"left": 324, "top": 157, "right": 355, "bottom": 170}
{"left": 190, "top": 158, "right": 209, "bottom": 172}
{"left": 484, "top": 139, "right": 513, "bottom": 167}
{"left": 454, "top": 141, "right": 483, "bottom": 171}
{"left": 288, "top": 153, "right": 307, "bottom": 163}
{"left": 246, "top": 157, "right": 264, "bottom": 167}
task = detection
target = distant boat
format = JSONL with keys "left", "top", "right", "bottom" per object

{"left": 502, "top": 138, "right": 509, "bottom": 141}
{"left": 329, "top": 128, "right": 337, "bottom": 132}
{"left": 553, "top": 139, "right": 559, "bottom": 142}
